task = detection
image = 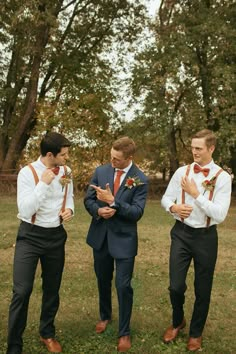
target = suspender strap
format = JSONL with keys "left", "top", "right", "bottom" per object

{"left": 61, "top": 165, "right": 68, "bottom": 213}
{"left": 181, "top": 164, "right": 191, "bottom": 222}
{"left": 28, "top": 164, "right": 39, "bottom": 223}
{"left": 28, "top": 163, "right": 39, "bottom": 184}
{"left": 206, "top": 168, "right": 223, "bottom": 227}
{"left": 28, "top": 164, "right": 68, "bottom": 224}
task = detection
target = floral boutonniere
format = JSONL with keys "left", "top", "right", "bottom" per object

{"left": 59, "top": 168, "right": 72, "bottom": 191}
{"left": 125, "top": 176, "right": 144, "bottom": 189}
{"left": 202, "top": 175, "right": 217, "bottom": 194}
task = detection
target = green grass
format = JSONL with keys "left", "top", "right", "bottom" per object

{"left": 0, "top": 197, "right": 235, "bottom": 353}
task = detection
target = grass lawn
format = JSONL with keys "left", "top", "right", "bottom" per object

{"left": 0, "top": 196, "right": 235, "bottom": 354}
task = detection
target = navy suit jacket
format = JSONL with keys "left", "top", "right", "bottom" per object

{"left": 84, "top": 163, "right": 148, "bottom": 259}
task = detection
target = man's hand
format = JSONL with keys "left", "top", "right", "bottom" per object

{"left": 170, "top": 204, "right": 193, "bottom": 219}
{"left": 98, "top": 206, "right": 116, "bottom": 219}
{"left": 181, "top": 176, "right": 200, "bottom": 199}
{"left": 59, "top": 208, "right": 73, "bottom": 222}
{"left": 90, "top": 183, "right": 115, "bottom": 204}
{"left": 41, "top": 169, "right": 55, "bottom": 185}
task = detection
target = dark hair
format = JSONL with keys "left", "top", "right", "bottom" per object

{"left": 112, "top": 136, "right": 136, "bottom": 159}
{"left": 40, "top": 132, "right": 71, "bottom": 157}
{"left": 192, "top": 129, "right": 216, "bottom": 149}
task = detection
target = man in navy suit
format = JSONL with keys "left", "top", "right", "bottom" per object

{"left": 84, "top": 136, "right": 148, "bottom": 352}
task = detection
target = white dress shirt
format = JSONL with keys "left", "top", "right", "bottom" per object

{"left": 161, "top": 161, "right": 232, "bottom": 228}
{"left": 17, "top": 158, "right": 74, "bottom": 228}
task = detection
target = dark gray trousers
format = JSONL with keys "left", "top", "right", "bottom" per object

{"left": 6, "top": 221, "right": 67, "bottom": 354}
{"left": 169, "top": 220, "right": 218, "bottom": 337}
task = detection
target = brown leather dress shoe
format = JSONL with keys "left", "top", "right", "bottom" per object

{"left": 187, "top": 336, "right": 202, "bottom": 351}
{"left": 117, "top": 335, "right": 131, "bottom": 352}
{"left": 40, "top": 337, "right": 62, "bottom": 353}
{"left": 95, "top": 320, "right": 111, "bottom": 334}
{"left": 163, "top": 318, "right": 186, "bottom": 343}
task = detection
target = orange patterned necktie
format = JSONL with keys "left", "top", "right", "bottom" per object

{"left": 193, "top": 164, "right": 210, "bottom": 177}
{"left": 114, "top": 170, "right": 124, "bottom": 196}
{"left": 51, "top": 166, "right": 60, "bottom": 175}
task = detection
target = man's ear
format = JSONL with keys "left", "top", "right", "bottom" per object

{"left": 46, "top": 152, "right": 54, "bottom": 158}
{"left": 210, "top": 145, "right": 215, "bottom": 154}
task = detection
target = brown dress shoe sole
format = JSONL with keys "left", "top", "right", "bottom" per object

{"left": 117, "top": 335, "right": 131, "bottom": 352}
{"left": 187, "top": 336, "right": 202, "bottom": 351}
{"left": 95, "top": 320, "right": 111, "bottom": 334}
{"left": 163, "top": 319, "right": 186, "bottom": 343}
{"left": 40, "top": 337, "right": 62, "bottom": 353}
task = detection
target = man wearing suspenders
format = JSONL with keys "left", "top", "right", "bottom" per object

{"left": 6, "top": 132, "right": 74, "bottom": 354}
{"left": 161, "top": 129, "right": 231, "bottom": 351}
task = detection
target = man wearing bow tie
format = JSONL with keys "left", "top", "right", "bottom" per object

{"left": 161, "top": 129, "right": 232, "bottom": 351}
{"left": 6, "top": 132, "right": 74, "bottom": 354}
{"left": 84, "top": 137, "right": 148, "bottom": 352}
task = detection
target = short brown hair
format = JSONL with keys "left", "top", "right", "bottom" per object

{"left": 40, "top": 132, "right": 71, "bottom": 157}
{"left": 192, "top": 129, "right": 216, "bottom": 149}
{"left": 112, "top": 136, "right": 136, "bottom": 159}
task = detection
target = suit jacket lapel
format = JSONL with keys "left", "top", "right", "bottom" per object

{"left": 107, "top": 165, "right": 115, "bottom": 193}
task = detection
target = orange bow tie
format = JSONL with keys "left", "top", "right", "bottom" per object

{"left": 193, "top": 164, "right": 210, "bottom": 177}
{"left": 51, "top": 166, "right": 60, "bottom": 175}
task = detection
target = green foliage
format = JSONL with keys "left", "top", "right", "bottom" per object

{"left": 129, "top": 0, "right": 236, "bottom": 175}
{"left": 0, "top": 0, "right": 147, "bottom": 171}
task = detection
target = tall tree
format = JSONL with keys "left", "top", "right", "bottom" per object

{"left": 0, "top": 0, "right": 147, "bottom": 172}
{"left": 130, "top": 0, "right": 236, "bottom": 178}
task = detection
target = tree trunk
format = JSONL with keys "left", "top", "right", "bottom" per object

{"left": 168, "top": 128, "right": 179, "bottom": 179}
{"left": 0, "top": 5, "right": 53, "bottom": 172}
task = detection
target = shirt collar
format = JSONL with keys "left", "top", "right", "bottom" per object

{"left": 192, "top": 160, "right": 214, "bottom": 169}
{"left": 116, "top": 161, "right": 133, "bottom": 174}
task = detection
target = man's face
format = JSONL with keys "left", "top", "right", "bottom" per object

{"left": 191, "top": 138, "right": 214, "bottom": 166}
{"left": 110, "top": 148, "right": 132, "bottom": 169}
{"left": 53, "top": 147, "right": 70, "bottom": 166}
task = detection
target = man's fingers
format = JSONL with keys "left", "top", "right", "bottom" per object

{"left": 90, "top": 184, "right": 100, "bottom": 191}
{"left": 106, "top": 183, "right": 111, "bottom": 191}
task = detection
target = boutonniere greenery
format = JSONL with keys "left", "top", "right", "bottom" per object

{"left": 125, "top": 176, "right": 144, "bottom": 189}
{"left": 202, "top": 175, "right": 217, "bottom": 193}
{"left": 59, "top": 169, "right": 72, "bottom": 191}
